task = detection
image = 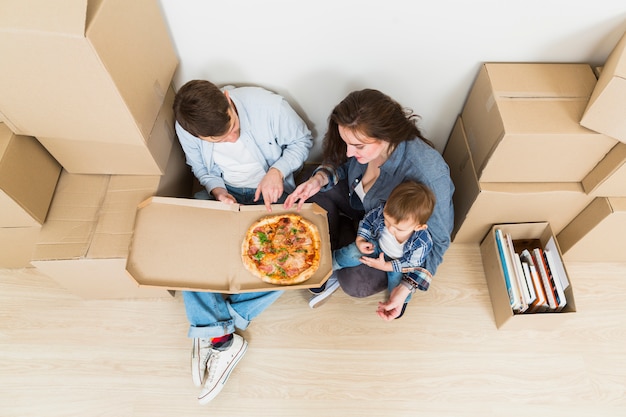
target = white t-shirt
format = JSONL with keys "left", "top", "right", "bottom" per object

{"left": 213, "top": 139, "right": 266, "bottom": 188}
{"left": 378, "top": 227, "right": 405, "bottom": 259}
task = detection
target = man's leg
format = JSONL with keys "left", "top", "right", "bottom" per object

{"left": 184, "top": 290, "right": 284, "bottom": 404}
{"left": 183, "top": 291, "right": 238, "bottom": 391}
{"left": 226, "top": 290, "right": 284, "bottom": 329}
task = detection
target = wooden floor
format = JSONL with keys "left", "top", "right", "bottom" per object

{"left": 1, "top": 243, "right": 625, "bottom": 417}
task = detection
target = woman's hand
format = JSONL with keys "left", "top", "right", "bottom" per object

{"left": 283, "top": 172, "right": 325, "bottom": 211}
{"left": 376, "top": 285, "right": 411, "bottom": 321}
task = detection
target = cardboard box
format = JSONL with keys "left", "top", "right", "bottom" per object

{"left": 0, "top": 226, "right": 41, "bottom": 268}
{"left": 31, "top": 172, "right": 171, "bottom": 299}
{"left": 31, "top": 149, "right": 191, "bottom": 299}
{"left": 461, "top": 63, "right": 616, "bottom": 182}
{"left": 443, "top": 117, "right": 594, "bottom": 243}
{"left": 36, "top": 85, "right": 178, "bottom": 175}
{"left": 581, "top": 31, "right": 626, "bottom": 142}
{"left": 480, "top": 222, "right": 576, "bottom": 330}
{"left": 582, "top": 142, "right": 626, "bottom": 196}
{"left": 126, "top": 198, "right": 333, "bottom": 293}
{"left": 557, "top": 197, "right": 626, "bottom": 262}
{"left": 0, "top": 0, "right": 177, "bottom": 146}
{"left": 0, "top": 123, "right": 61, "bottom": 227}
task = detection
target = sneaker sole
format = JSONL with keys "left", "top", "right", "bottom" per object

{"left": 191, "top": 339, "right": 205, "bottom": 387}
{"left": 197, "top": 340, "right": 248, "bottom": 405}
{"left": 308, "top": 280, "right": 340, "bottom": 308}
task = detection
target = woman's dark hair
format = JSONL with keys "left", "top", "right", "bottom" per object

{"left": 322, "top": 89, "right": 433, "bottom": 167}
{"left": 173, "top": 80, "right": 231, "bottom": 137}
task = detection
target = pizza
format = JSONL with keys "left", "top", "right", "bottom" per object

{"left": 242, "top": 213, "right": 321, "bottom": 285}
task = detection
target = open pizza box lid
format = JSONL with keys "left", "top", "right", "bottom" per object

{"left": 125, "top": 197, "right": 333, "bottom": 293}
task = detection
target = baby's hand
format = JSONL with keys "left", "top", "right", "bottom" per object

{"left": 356, "top": 238, "right": 374, "bottom": 254}
{"left": 359, "top": 253, "right": 389, "bottom": 271}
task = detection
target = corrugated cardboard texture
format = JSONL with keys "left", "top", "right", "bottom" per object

{"left": 126, "top": 198, "right": 333, "bottom": 293}
{"left": 33, "top": 172, "right": 110, "bottom": 260}
{"left": 462, "top": 63, "right": 616, "bottom": 182}
{"left": 581, "top": 31, "right": 626, "bottom": 142}
{"left": 557, "top": 197, "right": 626, "bottom": 262}
{"left": 0, "top": 123, "right": 61, "bottom": 227}
{"left": 480, "top": 222, "right": 576, "bottom": 330}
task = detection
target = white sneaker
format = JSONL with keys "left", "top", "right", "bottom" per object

{"left": 191, "top": 338, "right": 213, "bottom": 387}
{"left": 308, "top": 275, "right": 340, "bottom": 308}
{"left": 197, "top": 334, "right": 248, "bottom": 405}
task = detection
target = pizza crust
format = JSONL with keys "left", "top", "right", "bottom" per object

{"left": 242, "top": 213, "right": 321, "bottom": 285}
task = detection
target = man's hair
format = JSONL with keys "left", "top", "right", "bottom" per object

{"left": 384, "top": 180, "right": 436, "bottom": 226}
{"left": 173, "top": 80, "right": 231, "bottom": 137}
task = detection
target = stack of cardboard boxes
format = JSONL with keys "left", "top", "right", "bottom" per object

{"left": 0, "top": 0, "right": 193, "bottom": 298}
{"left": 444, "top": 31, "right": 626, "bottom": 327}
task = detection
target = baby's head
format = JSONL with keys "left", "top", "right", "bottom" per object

{"left": 383, "top": 180, "right": 436, "bottom": 232}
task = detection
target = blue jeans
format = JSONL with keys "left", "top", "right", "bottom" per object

{"left": 333, "top": 242, "right": 411, "bottom": 302}
{"left": 183, "top": 185, "right": 287, "bottom": 338}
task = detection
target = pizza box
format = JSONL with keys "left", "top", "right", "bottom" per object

{"left": 125, "top": 197, "right": 333, "bottom": 293}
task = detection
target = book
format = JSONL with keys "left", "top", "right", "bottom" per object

{"left": 519, "top": 249, "right": 549, "bottom": 313}
{"left": 533, "top": 248, "right": 559, "bottom": 311}
{"left": 520, "top": 260, "right": 537, "bottom": 305}
{"left": 495, "top": 229, "right": 522, "bottom": 312}
{"left": 505, "top": 232, "right": 528, "bottom": 312}
{"left": 544, "top": 238, "right": 569, "bottom": 290}
{"left": 542, "top": 249, "right": 567, "bottom": 311}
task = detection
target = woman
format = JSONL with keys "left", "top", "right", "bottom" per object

{"left": 283, "top": 89, "right": 454, "bottom": 319}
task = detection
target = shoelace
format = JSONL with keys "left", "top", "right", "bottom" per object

{"left": 205, "top": 350, "right": 221, "bottom": 383}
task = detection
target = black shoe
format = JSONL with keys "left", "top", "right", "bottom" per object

{"left": 395, "top": 303, "right": 408, "bottom": 320}
{"left": 309, "top": 281, "right": 327, "bottom": 295}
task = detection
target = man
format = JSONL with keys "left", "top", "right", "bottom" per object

{"left": 173, "top": 80, "right": 312, "bottom": 404}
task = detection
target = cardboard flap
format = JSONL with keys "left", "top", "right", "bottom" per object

{"left": 484, "top": 63, "right": 596, "bottom": 99}
{"left": 0, "top": 0, "right": 88, "bottom": 36}
{"left": 126, "top": 198, "right": 332, "bottom": 293}
{"left": 608, "top": 197, "right": 626, "bottom": 212}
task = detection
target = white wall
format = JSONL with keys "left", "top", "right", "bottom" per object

{"left": 158, "top": 0, "right": 626, "bottom": 160}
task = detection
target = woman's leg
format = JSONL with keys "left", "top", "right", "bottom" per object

{"left": 308, "top": 179, "right": 363, "bottom": 251}
{"left": 335, "top": 265, "right": 388, "bottom": 298}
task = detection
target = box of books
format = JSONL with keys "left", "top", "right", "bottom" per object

{"left": 480, "top": 222, "right": 576, "bottom": 329}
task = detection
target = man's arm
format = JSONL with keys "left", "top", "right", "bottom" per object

{"left": 268, "top": 98, "right": 313, "bottom": 178}
{"left": 175, "top": 122, "right": 227, "bottom": 193}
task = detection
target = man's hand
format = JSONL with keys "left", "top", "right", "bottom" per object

{"left": 255, "top": 168, "right": 284, "bottom": 211}
{"left": 212, "top": 187, "right": 237, "bottom": 205}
